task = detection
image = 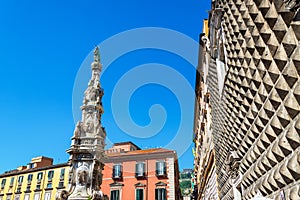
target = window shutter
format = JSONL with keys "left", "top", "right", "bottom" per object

{"left": 112, "top": 166, "right": 116, "bottom": 177}
{"left": 120, "top": 165, "right": 122, "bottom": 177}
{"left": 116, "top": 190, "right": 119, "bottom": 200}
{"left": 162, "top": 188, "right": 166, "bottom": 200}
{"left": 143, "top": 163, "right": 146, "bottom": 176}
{"left": 135, "top": 163, "right": 139, "bottom": 176}
{"left": 163, "top": 162, "right": 166, "bottom": 175}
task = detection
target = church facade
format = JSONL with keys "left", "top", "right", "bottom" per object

{"left": 193, "top": 0, "right": 300, "bottom": 199}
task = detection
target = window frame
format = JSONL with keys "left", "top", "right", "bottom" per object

{"left": 1, "top": 179, "right": 6, "bottom": 189}
{"left": 110, "top": 189, "right": 120, "bottom": 200}
{"left": 27, "top": 174, "right": 33, "bottom": 184}
{"left": 17, "top": 176, "right": 23, "bottom": 185}
{"left": 155, "top": 188, "right": 166, "bottom": 200}
{"left": 47, "top": 170, "right": 54, "bottom": 182}
{"left": 112, "top": 164, "right": 122, "bottom": 179}
{"left": 135, "top": 162, "right": 145, "bottom": 178}
{"left": 155, "top": 161, "right": 167, "bottom": 177}
{"left": 37, "top": 172, "right": 43, "bottom": 183}
{"left": 135, "top": 188, "right": 144, "bottom": 200}
{"left": 9, "top": 177, "right": 14, "bottom": 187}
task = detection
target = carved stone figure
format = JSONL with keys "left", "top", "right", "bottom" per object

{"left": 74, "top": 122, "right": 82, "bottom": 138}
{"left": 91, "top": 189, "right": 103, "bottom": 200}
{"left": 284, "top": 0, "right": 300, "bottom": 10}
{"left": 78, "top": 170, "right": 88, "bottom": 186}
{"left": 55, "top": 190, "right": 70, "bottom": 200}
{"left": 93, "top": 46, "right": 100, "bottom": 63}
{"left": 225, "top": 151, "right": 240, "bottom": 179}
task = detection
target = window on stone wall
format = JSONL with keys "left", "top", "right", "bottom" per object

{"left": 1, "top": 179, "right": 6, "bottom": 189}
{"left": 110, "top": 190, "right": 120, "bottom": 200}
{"left": 135, "top": 189, "right": 144, "bottom": 200}
{"left": 155, "top": 188, "right": 166, "bottom": 200}
{"left": 156, "top": 161, "right": 166, "bottom": 176}
{"left": 112, "top": 164, "right": 122, "bottom": 179}
{"left": 135, "top": 162, "right": 145, "bottom": 178}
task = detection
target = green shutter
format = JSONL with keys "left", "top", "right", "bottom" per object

{"left": 135, "top": 163, "right": 139, "bottom": 176}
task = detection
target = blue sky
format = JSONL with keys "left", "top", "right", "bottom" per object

{"left": 0, "top": 0, "right": 210, "bottom": 173}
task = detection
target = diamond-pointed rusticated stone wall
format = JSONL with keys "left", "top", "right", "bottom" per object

{"left": 204, "top": 0, "right": 300, "bottom": 199}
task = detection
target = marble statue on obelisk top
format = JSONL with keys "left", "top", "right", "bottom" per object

{"left": 56, "top": 46, "right": 106, "bottom": 200}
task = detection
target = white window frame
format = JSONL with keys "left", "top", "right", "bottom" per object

{"left": 44, "top": 192, "right": 51, "bottom": 200}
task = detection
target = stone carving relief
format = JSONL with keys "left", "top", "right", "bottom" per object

{"left": 55, "top": 190, "right": 70, "bottom": 200}
{"left": 225, "top": 151, "right": 241, "bottom": 179}
{"left": 284, "top": 0, "right": 300, "bottom": 10}
{"left": 72, "top": 162, "right": 91, "bottom": 197}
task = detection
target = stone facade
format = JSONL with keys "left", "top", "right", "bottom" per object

{"left": 194, "top": 0, "right": 300, "bottom": 199}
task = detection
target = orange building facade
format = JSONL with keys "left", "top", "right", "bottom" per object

{"left": 102, "top": 142, "right": 182, "bottom": 200}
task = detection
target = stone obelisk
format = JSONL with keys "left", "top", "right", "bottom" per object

{"left": 59, "top": 47, "right": 106, "bottom": 200}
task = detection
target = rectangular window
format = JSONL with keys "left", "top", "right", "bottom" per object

{"left": 24, "top": 194, "right": 30, "bottom": 200}
{"left": 48, "top": 171, "right": 54, "bottom": 181}
{"left": 9, "top": 177, "right": 14, "bottom": 187}
{"left": 28, "top": 163, "right": 35, "bottom": 169}
{"left": 156, "top": 161, "right": 166, "bottom": 176}
{"left": 44, "top": 192, "right": 51, "bottom": 200}
{"left": 16, "top": 187, "right": 21, "bottom": 193}
{"left": 26, "top": 185, "right": 31, "bottom": 192}
{"left": 58, "top": 181, "right": 64, "bottom": 188}
{"left": 60, "top": 169, "right": 65, "bottom": 180}
{"left": 46, "top": 183, "right": 52, "bottom": 189}
{"left": 17, "top": 176, "right": 23, "bottom": 185}
{"left": 14, "top": 195, "right": 20, "bottom": 200}
{"left": 27, "top": 174, "right": 33, "bottom": 184}
{"left": 1, "top": 179, "right": 6, "bottom": 189}
{"left": 36, "top": 185, "right": 41, "bottom": 190}
{"left": 136, "top": 189, "right": 143, "bottom": 200}
{"left": 110, "top": 190, "right": 119, "bottom": 200}
{"left": 112, "top": 164, "right": 122, "bottom": 179}
{"left": 155, "top": 188, "right": 166, "bottom": 200}
{"left": 135, "top": 162, "right": 145, "bottom": 178}
{"left": 6, "top": 195, "right": 11, "bottom": 200}
{"left": 37, "top": 172, "right": 43, "bottom": 183}
{"left": 33, "top": 193, "right": 40, "bottom": 200}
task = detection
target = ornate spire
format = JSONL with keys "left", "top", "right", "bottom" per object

{"left": 61, "top": 47, "right": 106, "bottom": 200}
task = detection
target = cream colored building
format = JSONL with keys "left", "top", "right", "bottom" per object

{"left": 0, "top": 157, "right": 69, "bottom": 200}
